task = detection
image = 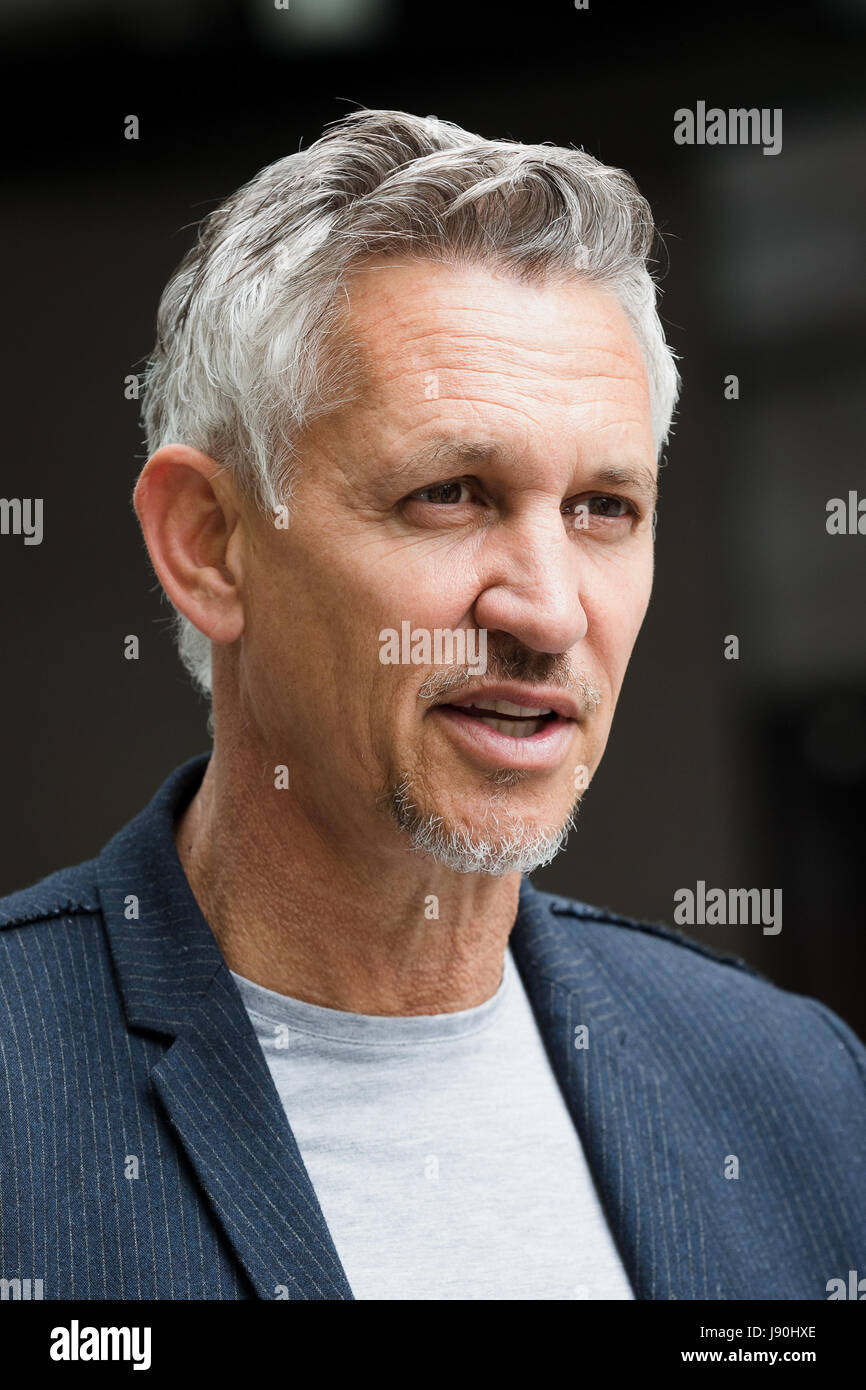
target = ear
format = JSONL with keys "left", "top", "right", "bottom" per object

{"left": 133, "top": 445, "right": 245, "bottom": 645}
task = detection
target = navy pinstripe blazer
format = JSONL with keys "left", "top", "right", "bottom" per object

{"left": 1, "top": 753, "right": 864, "bottom": 1300}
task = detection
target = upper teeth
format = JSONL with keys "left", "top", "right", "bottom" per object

{"left": 467, "top": 700, "right": 553, "bottom": 717}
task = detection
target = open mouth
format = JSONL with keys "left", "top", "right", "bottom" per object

{"left": 435, "top": 700, "right": 561, "bottom": 739}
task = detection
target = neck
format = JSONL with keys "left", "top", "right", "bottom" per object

{"left": 174, "top": 736, "right": 521, "bottom": 1016}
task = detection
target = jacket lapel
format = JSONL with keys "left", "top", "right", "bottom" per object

{"left": 511, "top": 877, "right": 753, "bottom": 1300}
{"left": 97, "top": 756, "right": 354, "bottom": 1300}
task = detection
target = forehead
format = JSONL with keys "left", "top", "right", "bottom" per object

{"left": 311, "top": 258, "right": 658, "bottom": 494}
{"left": 340, "top": 256, "right": 651, "bottom": 411}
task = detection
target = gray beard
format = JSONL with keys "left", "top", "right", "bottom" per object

{"left": 385, "top": 773, "right": 581, "bottom": 876}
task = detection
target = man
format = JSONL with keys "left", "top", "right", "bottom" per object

{"left": 1, "top": 108, "right": 863, "bottom": 1302}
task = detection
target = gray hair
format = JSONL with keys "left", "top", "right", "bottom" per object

{"left": 141, "top": 108, "right": 680, "bottom": 697}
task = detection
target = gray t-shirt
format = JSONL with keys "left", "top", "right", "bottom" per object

{"left": 231, "top": 945, "right": 634, "bottom": 1300}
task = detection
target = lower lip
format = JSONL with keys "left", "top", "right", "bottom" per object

{"left": 431, "top": 705, "right": 578, "bottom": 769}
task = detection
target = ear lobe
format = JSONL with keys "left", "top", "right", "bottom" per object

{"left": 134, "top": 445, "right": 245, "bottom": 646}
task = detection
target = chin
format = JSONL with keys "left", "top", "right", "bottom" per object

{"left": 386, "top": 771, "right": 581, "bottom": 877}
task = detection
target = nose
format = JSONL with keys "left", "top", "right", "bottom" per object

{"left": 471, "top": 507, "right": 589, "bottom": 654}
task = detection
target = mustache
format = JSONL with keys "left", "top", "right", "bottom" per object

{"left": 417, "top": 644, "right": 602, "bottom": 715}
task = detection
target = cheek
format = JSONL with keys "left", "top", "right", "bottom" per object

{"left": 371, "top": 544, "right": 476, "bottom": 636}
{"left": 586, "top": 558, "right": 653, "bottom": 683}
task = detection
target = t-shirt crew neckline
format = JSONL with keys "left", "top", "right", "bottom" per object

{"left": 230, "top": 945, "right": 514, "bottom": 1046}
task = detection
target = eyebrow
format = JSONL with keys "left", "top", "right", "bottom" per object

{"left": 385, "top": 440, "right": 659, "bottom": 508}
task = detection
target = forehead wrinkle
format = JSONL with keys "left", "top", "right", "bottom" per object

{"left": 367, "top": 323, "right": 644, "bottom": 365}
{"left": 368, "top": 361, "right": 650, "bottom": 413}
{"left": 363, "top": 338, "right": 650, "bottom": 402}
{"left": 348, "top": 290, "right": 645, "bottom": 350}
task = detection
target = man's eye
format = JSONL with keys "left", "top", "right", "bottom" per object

{"left": 590, "top": 494, "right": 631, "bottom": 517}
{"left": 565, "top": 494, "right": 635, "bottom": 521}
{"left": 411, "top": 480, "right": 473, "bottom": 505}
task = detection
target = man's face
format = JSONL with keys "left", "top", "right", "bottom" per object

{"left": 234, "top": 258, "right": 657, "bottom": 872}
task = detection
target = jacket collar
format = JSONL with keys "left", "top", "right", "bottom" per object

{"left": 97, "top": 754, "right": 742, "bottom": 1300}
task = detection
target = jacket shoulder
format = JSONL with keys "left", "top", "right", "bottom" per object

{"left": 535, "top": 886, "right": 765, "bottom": 978}
{"left": 532, "top": 885, "right": 866, "bottom": 1091}
{"left": 0, "top": 859, "right": 102, "bottom": 931}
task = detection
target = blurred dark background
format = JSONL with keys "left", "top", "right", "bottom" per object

{"left": 1, "top": 0, "right": 864, "bottom": 1033}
